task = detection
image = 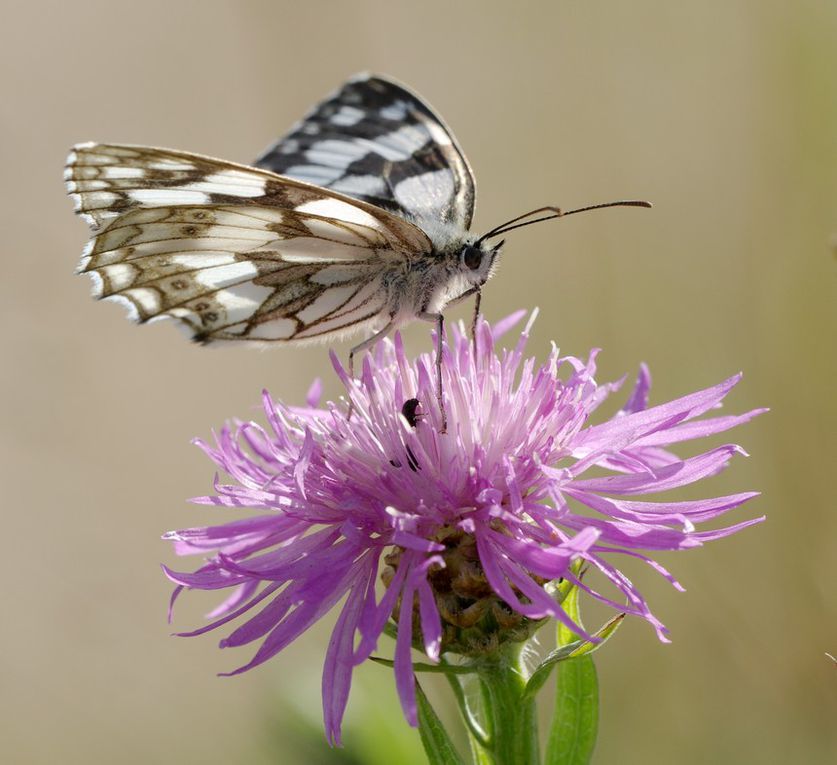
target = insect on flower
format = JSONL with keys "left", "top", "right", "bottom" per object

{"left": 163, "top": 313, "right": 765, "bottom": 743}
{"left": 64, "top": 73, "right": 650, "bottom": 427}
{"left": 390, "top": 398, "right": 423, "bottom": 471}
{"left": 401, "top": 397, "right": 423, "bottom": 428}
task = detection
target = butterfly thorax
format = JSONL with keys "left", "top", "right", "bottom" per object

{"left": 394, "top": 219, "right": 500, "bottom": 317}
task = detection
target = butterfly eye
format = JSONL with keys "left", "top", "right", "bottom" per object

{"left": 462, "top": 245, "right": 483, "bottom": 270}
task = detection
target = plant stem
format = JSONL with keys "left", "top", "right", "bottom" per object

{"left": 457, "top": 643, "right": 540, "bottom": 765}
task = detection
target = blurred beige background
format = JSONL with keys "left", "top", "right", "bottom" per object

{"left": 2, "top": 1, "right": 835, "bottom": 763}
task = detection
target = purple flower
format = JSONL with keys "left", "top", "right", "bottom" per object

{"left": 164, "top": 311, "right": 764, "bottom": 743}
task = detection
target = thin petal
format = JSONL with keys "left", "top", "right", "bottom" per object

{"left": 490, "top": 309, "right": 528, "bottom": 340}
{"left": 394, "top": 575, "right": 419, "bottom": 726}
{"left": 566, "top": 445, "right": 746, "bottom": 495}
{"left": 322, "top": 563, "right": 373, "bottom": 746}
{"left": 566, "top": 488, "right": 760, "bottom": 525}
{"left": 174, "top": 583, "right": 283, "bottom": 639}
{"left": 222, "top": 562, "right": 357, "bottom": 675}
{"left": 635, "top": 408, "right": 767, "bottom": 446}
{"left": 575, "top": 374, "right": 742, "bottom": 453}
{"left": 354, "top": 554, "right": 409, "bottom": 664}
{"left": 622, "top": 363, "right": 651, "bottom": 413}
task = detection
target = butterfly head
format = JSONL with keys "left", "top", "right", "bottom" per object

{"left": 456, "top": 238, "right": 504, "bottom": 288}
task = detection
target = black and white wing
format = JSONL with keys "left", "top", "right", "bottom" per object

{"left": 254, "top": 73, "right": 476, "bottom": 230}
{"left": 65, "top": 143, "right": 431, "bottom": 343}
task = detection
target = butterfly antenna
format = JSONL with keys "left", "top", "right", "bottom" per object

{"left": 477, "top": 200, "right": 652, "bottom": 243}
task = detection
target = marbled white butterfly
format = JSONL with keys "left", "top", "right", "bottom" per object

{"left": 65, "top": 73, "right": 649, "bottom": 428}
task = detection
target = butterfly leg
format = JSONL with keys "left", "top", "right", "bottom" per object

{"left": 440, "top": 286, "right": 483, "bottom": 347}
{"left": 418, "top": 312, "right": 447, "bottom": 433}
{"left": 347, "top": 318, "right": 397, "bottom": 419}
{"left": 470, "top": 289, "right": 482, "bottom": 346}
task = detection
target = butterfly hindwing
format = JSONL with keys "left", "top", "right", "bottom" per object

{"left": 254, "top": 73, "right": 476, "bottom": 230}
{"left": 65, "top": 144, "right": 432, "bottom": 342}
{"left": 77, "top": 203, "right": 394, "bottom": 342}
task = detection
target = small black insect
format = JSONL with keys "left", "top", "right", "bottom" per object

{"left": 401, "top": 398, "right": 422, "bottom": 428}
{"left": 390, "top": 398, "right": 422, "bottom": 471}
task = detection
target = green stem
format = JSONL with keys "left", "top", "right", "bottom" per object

{"left": 456, "top": 643, "right": 539, "bottom": 765}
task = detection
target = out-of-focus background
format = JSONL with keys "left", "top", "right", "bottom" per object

{"left": 2, "top": 1, "right": 835, "bottom": 763}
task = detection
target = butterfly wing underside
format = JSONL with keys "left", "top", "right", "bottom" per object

{"left": 255, "top": 73, "right": 476, "bottom": 230}
{"left": 65, "top": 143, "right": 432, "bottom": 342}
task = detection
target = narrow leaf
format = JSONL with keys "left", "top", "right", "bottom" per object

{"left": 565, "top": 614, "right": 624, "bottom": 659}
{"left": 545, "top": 655, "right": 599, "bottom": 765}
{"left": 545, "top": 563, "right": 603, "bottom": 765}
{"left": 415, "top": 679, "right": 467, "bottom": 765}
{"left": 525, "top": 616, "right": 623, "bottom": 700}
{"left": 370, "top": 656, "right": 476, "bottom": 675}
{"left": 523, "top": 640, "right": 584, "bottom": 699}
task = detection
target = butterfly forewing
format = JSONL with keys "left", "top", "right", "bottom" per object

{"left": 65, "top": 143, "right": 432, "bottom": 342}
{"left": 254, "top": 73, "right": 476, "bottom": 230}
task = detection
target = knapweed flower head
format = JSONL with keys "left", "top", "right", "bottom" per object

{"left": 164, "top": 311, "right": 764, "bottom": 743}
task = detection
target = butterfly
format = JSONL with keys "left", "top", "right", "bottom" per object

{"left": 65, "top": 73, "right": 649, "bottom": 429}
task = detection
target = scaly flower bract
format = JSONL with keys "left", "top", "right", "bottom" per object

{"left": 164, "top": 311, "right": 764, "bottom": 743}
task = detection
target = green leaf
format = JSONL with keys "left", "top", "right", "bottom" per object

{"left": 369, "top": 656, "right": 476, "bottom": 675}
{"left": 415, "top": 679, "right": 467, "bottom": 765}
{"left": 523, "top": 640, "right": 585, "bottom": 699}
{"left": 523, "top": 614, "right": 624, "bottom": 700}
{"left": 545, "top": 655, "right": 599, "bottom": 765}
{"left": 544, "top": 564, "right": 605, "bottom": 765}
